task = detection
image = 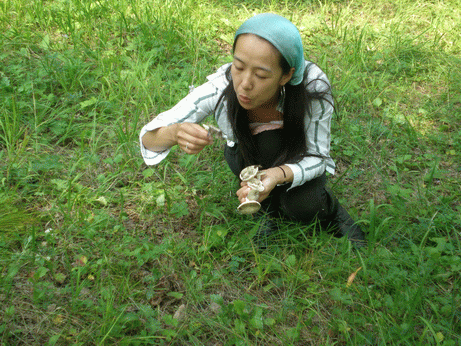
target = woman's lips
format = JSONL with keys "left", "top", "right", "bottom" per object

{"left": 238, "top": 95, "right": 252, "bottom": 104}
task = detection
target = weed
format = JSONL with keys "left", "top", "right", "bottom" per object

{"left": 1, "top": 0, "right": 460, "bottom": 344}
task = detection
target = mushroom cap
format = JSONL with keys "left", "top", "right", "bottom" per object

{"left": 237, "top": 200, "right": 261, "bottom": 214}
{"left": 256, "top": 171, "right": 266, "bottom": 180}
{"left": 246, "top": 178, "right": 265, "bottom": 192}
{"left": 239, "top": 165, "right": 260, "bottom": 181}
{"left": 203, "top": 124, "right": 223, "bottom": 139}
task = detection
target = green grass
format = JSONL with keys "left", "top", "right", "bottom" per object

{"left": 1, "top": 0, "right": 460, "bottom": 344}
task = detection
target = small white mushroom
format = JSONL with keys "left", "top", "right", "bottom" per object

{"left": 237, "top": 165, "right": 266, "bottom": 214}
{"left": 239, "top": 165, "right": 260, "bottom": 181}
{"left": 256, "top": 171, "right": 266, "bottom": 180}
{"left": 247, "top": 189, "right": 260, "bottom": 200}
{"left": 203, "top": 124, "right": 223, "bottom": 139}
{"left": 246, "top": 178, "right": 265, "bottom": 192}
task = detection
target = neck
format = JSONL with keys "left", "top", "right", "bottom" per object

{"left": 248, "top": 88, "right": 283, "bottom": 122}
{"left": 256, "top": 86, "right": 282, "bottom": 110}
{"left": 248, "top": 107, "right": 283, "bottom": 123}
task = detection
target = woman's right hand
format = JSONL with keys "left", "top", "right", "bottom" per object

{"left": 175, "top": 123, "right": 213, "bottom": 154}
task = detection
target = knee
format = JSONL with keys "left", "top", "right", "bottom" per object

{"left": 279, "top": 181, "right": 334, "bottom": 223}
{"left": 280, "top": 192, "right": 325, "bottom": 222}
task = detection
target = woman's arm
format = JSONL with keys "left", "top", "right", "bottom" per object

{"left": 284, "top": 64, "right": 335, "bottom": 189}
{"left": 139, "top": 78, "right": 225, "bottom": 165}
{"left": 142, "top": 124, "right": 180, "bottom": 152}
{"left": 142, "top": 123, "right": 212, "bottom": 154}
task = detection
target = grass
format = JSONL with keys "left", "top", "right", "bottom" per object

{"left": 1, "top": 0, "right": 460, "bottom": 344}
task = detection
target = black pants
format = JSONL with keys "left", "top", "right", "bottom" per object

{"left": 224, "top": 129, "right": 339, "bottom": 225}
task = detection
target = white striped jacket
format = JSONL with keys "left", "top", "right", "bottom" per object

{"left": 139, "top": 62, "right": 335, "bottom": 189}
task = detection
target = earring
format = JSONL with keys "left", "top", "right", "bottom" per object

{"left": 280, "top": 85, "right": 286, "bottom": 99}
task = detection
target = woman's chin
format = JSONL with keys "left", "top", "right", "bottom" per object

{"left": 238, "top": 101, "right": 254, "bottom": 110}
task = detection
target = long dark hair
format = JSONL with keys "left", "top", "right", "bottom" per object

{"left": 215, "top": 37, "right": 333, "bottom": 168}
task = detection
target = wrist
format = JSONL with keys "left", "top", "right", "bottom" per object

{"left": 277, "top": 166, "right": 287, "bottom": 182}
{"left": 266, "top": 167, "right": 286, "bottom": 185}
{"left": 268, "top": 165, "right": 293, "bottom": 185}
{"left": 170, "top": 123, "right": 180, "bottom": 144}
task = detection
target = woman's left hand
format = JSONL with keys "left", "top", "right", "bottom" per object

{"left": 236, "top": 170, "right": 279, "bottom": 204}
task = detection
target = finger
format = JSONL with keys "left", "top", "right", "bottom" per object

{"left": 178, "top": 136, "right": 211, "bottom": 154}
{"left": 236, "top": 186, "right": 250, "bottom": 201}
{"left": 182, "top": 141, "right": 206, "bottom": 154}
{"left": 181, "top": 123, "right": 211, "bottom": 141}
{"left": 178, "top": 129, "right": 212, "bottom": 151}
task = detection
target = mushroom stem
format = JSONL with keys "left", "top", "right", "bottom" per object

{"left": 237, "top": 165, "right": 265, "bottom": 214}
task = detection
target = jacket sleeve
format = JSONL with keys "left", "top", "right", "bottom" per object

{"left": 285, "top": 63, "right": 335, "bottom": 189}
{"left": 139, "top": 82, "right": 221, "bottom": 166}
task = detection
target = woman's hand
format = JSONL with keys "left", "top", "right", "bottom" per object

{"left": 236, "top": 169, "right": 281, "bottom": 204}
{"left": 236, "top": 166, "right": 293, "bottom": 204}
{"left": 142, "top": 123, "right": 213, "bottom": 153}
{"left": 176, "top": 123, "right": 213, "bottom": 154}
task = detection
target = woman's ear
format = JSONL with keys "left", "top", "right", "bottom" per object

{"left": 280, "top": 67, "right": 295, "bottom": 86}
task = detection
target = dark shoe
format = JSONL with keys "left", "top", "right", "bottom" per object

{"left": 252, "top": 214, "right": 277, "bottom": 250}
{"left": 324, "top": 205, "right": 366, "bottom": 247}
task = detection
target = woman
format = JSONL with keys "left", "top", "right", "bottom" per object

{"left": 140, "top": 13, "right": 365, "bottom": 246}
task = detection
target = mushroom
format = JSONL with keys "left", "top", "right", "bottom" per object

{"left": 239, "top": 165, "right": 260, "bottom": 181}
{"left": 237, "top": 199, "right": 262, "bottom": 214}
{"left": 237, "top": 165, "right": 265, "bottom": 215}
{"left": 203, "top": 124, "right": 223, "bottom": 139}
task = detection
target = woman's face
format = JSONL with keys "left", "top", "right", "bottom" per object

{"left": 231, "top": 34, "right": 294, "bottom": 111}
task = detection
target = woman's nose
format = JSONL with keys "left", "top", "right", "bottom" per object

{"left": 241, "top": 73, "right": 253, "bottom": 90}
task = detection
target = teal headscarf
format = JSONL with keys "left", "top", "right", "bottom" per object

{"left": 235, "top": 13, "right": 305, "bottom": 86}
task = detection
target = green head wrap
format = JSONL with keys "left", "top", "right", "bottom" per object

{"left": 235, "top": 13, "right": 305, "bottom": 86}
